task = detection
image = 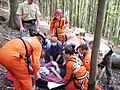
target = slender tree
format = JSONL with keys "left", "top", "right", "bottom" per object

{"left": 88, "top": 0, "right": 106, "bottom": 90}
{"left": 8, "top": 0, "right": 24, "bottom": 29}
{"left": 69, "top": 0, "right": 73, "bottom": 28}
{"left": 76, "top": 0, "right": 80, "bottom": 28}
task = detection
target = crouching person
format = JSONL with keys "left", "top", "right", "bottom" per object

{"left": 0, "top": 33, "right": 50, "bottom": 90}
{"left": 62, "top": 48, "right": 101, "bottom": 90}
{"left": 62, "top": 48, "right": 89, "bottom": 90}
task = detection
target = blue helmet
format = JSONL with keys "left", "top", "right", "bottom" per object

{"left": 42, "top": 39, "right": 51, "bottom": 51}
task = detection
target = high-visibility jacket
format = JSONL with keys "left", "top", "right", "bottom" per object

{"left": 63, "top": 55, "right": 101, "bottom": 90}
{"left": 82, "top": 49, "right": 92, "bottom": 72}
{"left": 0, "top": 36, "right": 42, "bottom": 90}
{"left": 83, "top": 49, "right": 99, "bottom": 76}
{"left": 63, "top": 56, "right": 89, "bottom": 90}
{"left": 50, "top": 18, "right": 68, "bottom": 34}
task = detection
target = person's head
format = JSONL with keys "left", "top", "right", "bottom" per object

{"left": 78, "top": 44, "right": 88, "bottom": 54}
{"left": 36, "top": 32, "right": 51, "bottom": 50}
{"left": 89, "top": 41, "right": 93, "bottom": 49}
{"left": 50, "top": 37, "right": 58, "bottom": 46}
{"left": 63, "top": 41, "right": 71, "bottom": 48}
{"left": 28, "top": 0, "right": 34, "bottom": 4}
{"left": 54, "top": 9, "right": 62, "bottom": 19}
{"left": 62, "top": 47, "right": 73, "bottom": 59}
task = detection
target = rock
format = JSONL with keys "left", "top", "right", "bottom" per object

{"left": 111, "top": 53, "right": 120, "bottom": 69}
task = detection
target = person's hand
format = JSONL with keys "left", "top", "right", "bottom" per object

{"left": 98, "top": 57, "right": 103, "bottom": 64}
{"left": 37, "top": 73, "right": 41, "bottom": 78}
{"left": 64, "top": 11, "right": 68, "bottom": 19}
{"left": 56, "top": 67, "right": 61, "bottom": 74}
{"left": 36, "top": 28, "right": 40, "bottom": 34}
{"left": 20, "top": 26, "right": 24, "bottom": 35}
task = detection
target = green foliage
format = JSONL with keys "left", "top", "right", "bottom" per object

{"left": 37, "top": 0, "right": 120, "bottom": 45}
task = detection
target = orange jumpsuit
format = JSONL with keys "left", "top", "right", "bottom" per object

{"left": 0, "top": 36, "right": 42, "bottom": 90}
{"left": 68, "top": 36, "right": 86, "bottom": 46}
{"left": 82, "top": 49, "right": 92, "bottom": 72}
{"left": 50, "top": 18, "right": 68, "bottom": 44}
{"left": 82, "top": 49, "right": 101, "bottom": 90}
{"left": 63, "top": 56, "right": 89, "bottom": 90}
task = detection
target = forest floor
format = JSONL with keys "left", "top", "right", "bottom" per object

{"left": 0, "top": 9, "right": 120, "bottom": 90}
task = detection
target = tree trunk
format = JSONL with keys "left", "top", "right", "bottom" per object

{"left": 88, "top": 0, "right": 106, "bottom": 90}
{"left": 62, "top": 0, "right": 65, "bottom": 16}
{"left": 76, "top": 0, "right": 80, "bottom": 28}
{"left": 49, "top": 0, "right": 52, "bottom": 21}
{"left": 8, "top": 0, "right": 22, "bottom": 30}
{"left": 69, "top": 0, "right": 73, "bottom": 28}
{"left": 73, "top": 0, "right": 76, "bottom": 27}
{"left": 102, "top": 0, "right": 110, "bottom": 37}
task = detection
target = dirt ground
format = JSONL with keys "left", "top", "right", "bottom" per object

{"left": 0, "top": 9, "right": 120, "bottom": 90}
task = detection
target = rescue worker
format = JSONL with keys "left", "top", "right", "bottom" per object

{"left": 62, "top": 47, "right": 89, "bottom": 90}
{"left": 46, "top": 37, "right": 63, "bottom": 64}
{"left": 62, "top": 48, "right": 101, "bottom": 90}
{"left": 0, "top": 33, "right": 51, "bottom": 90}
{"left": 64, "top": 36, "right": 86, "bottom": 53}
{"left": 16, "top": 0, "right": 41, "bottom": 36}
{"left": 77, "top": 44, "right": 101, "bottom": 90}
{"left": 50, "top": 9, "right": 68, "bottom": 44}
{"left": 77, "top": 44, "right": 91, "bottom": 72}
{"left": 89, "top": 41, "right": 113, "bottom": 88}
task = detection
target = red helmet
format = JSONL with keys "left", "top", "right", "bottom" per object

{"left": 55, "top": 9, "right": 62, "bottom": 16}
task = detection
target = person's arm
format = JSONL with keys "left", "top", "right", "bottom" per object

{"left": 62, "top": 63, "right": 73, "bottom": 82}
{"left": 16, "top": 3, "right": 24, "bottom": 35}
{"left": 98, "top": 55, "right": 103, "bottom": 64}
{"left": 56, "top": 43, "right": 63, "bottom": 62}
{"left": 49, "top": 67, "right": 62, "bottom": 81}
{"left": 18, "top": 16, "right": 24, "bottom": 35}
{"left": 56, "top": 55, "right": 61, "bottom": 62}
{"left": 51, "top": 61, "right": 61, "bottom": 74}
{"left": 49, "top": 56, "right": 53, "bottom": 61}
{"left": 49, "top": 20, "right": 55, "bottom": 36}
{"left": 31, "top": 43, "right": 42, "bottom": 76}
{"left": 36, "top": 16, "right": 40, "bottom": 33}
{"left": 64, "top": 12, "right": 69, "bottom": 24}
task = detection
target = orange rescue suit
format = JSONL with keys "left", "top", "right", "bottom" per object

{"left": 82, "top": 49, "right": 101, "bottom": 90}
{"left": 63, "top": 56, "right": 89, "bottom": 90}
{"left": 0, "top": 36, "right": 42, "bottom": 90}
{"left": 82, "top": 49, "right": 92, "bottom": 72}
{"left": 50, "top": 18, "right": 68, "bottom": 44}
{"left": 67, "top": 36, "right": 86, "bottom": 49}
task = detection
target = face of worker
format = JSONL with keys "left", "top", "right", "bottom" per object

{"left": 89, "top": 43, "right": 93, "bottom": 49}
{"left": 62, "top": 50, "right": 69, "bottom": 60}
{"left": 78, "top": 48, "right": 87, "bottom": 54}
{"left": 28, "top": 0, "right": 34, "bottom": 4}
{"left": 55, "top": 15, "right": 61, "bottom": 19}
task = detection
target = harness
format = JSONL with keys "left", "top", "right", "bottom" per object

{"left": 67, "top": 57, "right": 89, "bottom": 90}
{"left": 53, "top": 18, "right": 64, "bottom": 37}
{"left": 19, "top": 37, "right": 33, "bottom": 74}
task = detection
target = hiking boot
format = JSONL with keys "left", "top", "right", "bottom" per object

{"left": 107, "top": 81, "right": 112, "bottom": 88}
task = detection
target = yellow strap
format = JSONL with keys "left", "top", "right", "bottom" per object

{"left": 72, "top": 59, "right": 82, "bottom": 74}
{"left": 56, "top": 26, "right": 64, "bottom": 30}
{"left": 77, "top": 71, "right": 89, "bottom": 80}
{"left": 54, "top": 33, "right": 63, "bottom": 36}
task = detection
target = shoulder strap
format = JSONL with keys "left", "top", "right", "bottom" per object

{"left": 19, "top": 37, "right": 32, "bottom": 74}
{"left": 68, "top": 57, "right": 82, "bottom": 74}
{"left": 19, "top": 37, "right": 28, "bottom": 58}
